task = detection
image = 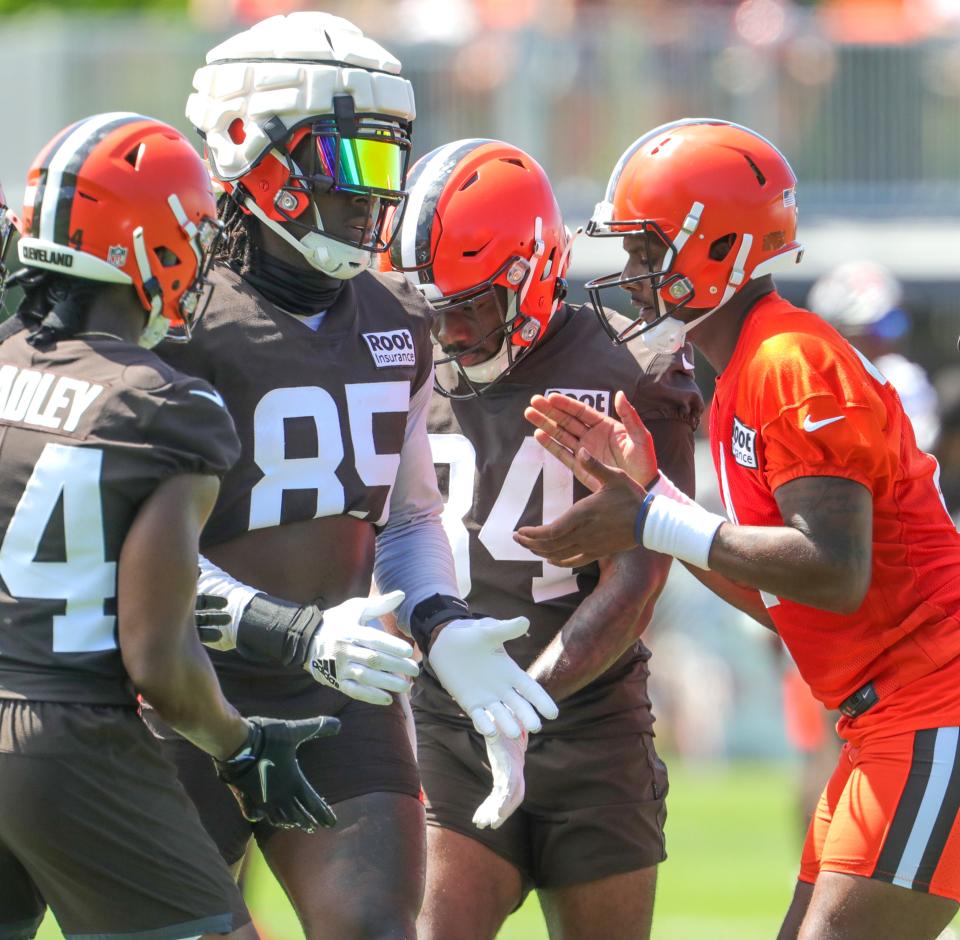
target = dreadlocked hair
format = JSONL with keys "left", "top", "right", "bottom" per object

{"left": 217, "top": 190, "right": 259, "bottom": 276}
{"left": 15, "top": 271, "right": 96, "bottom": 349}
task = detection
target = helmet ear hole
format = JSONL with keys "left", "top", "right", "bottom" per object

{"left": 154, "top": 246, "right": 180, "bottom": 268}
{"left": 709, "top": 233, "right": 736, "bottom": 262}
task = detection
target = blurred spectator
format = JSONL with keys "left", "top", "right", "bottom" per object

{"left": 808, "top": 260, "right": 940, "bottom": 451}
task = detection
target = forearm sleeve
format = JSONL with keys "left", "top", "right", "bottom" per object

{"left": 374, "top": 370, "right": 460, "bottom": 633}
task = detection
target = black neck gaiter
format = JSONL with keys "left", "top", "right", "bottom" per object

{"left": 242, "top": 249, "right": 345, "bottom": 316}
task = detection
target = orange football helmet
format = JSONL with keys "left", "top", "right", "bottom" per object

{"left": 18, "top": 113, "right": 220, "bottom": 347}
{"left": 387, "top": 139, "right": 571, "bottom": 398}
{"left": 587, "top": 118, "right": 803, "bottom": 352}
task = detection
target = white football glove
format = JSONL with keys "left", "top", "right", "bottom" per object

{"left": 306, "top": 592, "right": 419, "bottom": 706}
{"left": 428, "top": 617, "right": 558, "bottom": 738}
{"left": 472, "top": 728, "right": 527, "bottom": 830}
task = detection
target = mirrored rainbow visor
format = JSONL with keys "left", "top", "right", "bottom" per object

{"left": 313, "top": 119, "right": 409, "bottom": 197}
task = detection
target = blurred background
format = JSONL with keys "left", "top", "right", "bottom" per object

{"left": 3, "top": 0, "right": 960, "bottom": 937}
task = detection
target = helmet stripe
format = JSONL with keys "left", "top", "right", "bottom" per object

{"left": 401, "top": 138, "right": 493, "bottom": 280}
{"left": 39, "top": 112, "right": 147, "bottom": 246}
{"left": 30, "top": 120, "right": 84, "bottom": 238}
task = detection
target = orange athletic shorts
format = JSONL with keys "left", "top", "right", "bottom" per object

{"left": 799, "top": 727, "right": 960, "bottom": 901}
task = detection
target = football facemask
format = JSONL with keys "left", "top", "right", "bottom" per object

{"left": 584, "top": 222, "right": 703, "bottom": 353}
{"left": 160, "top": 208, "right": 223, "bottom": 344}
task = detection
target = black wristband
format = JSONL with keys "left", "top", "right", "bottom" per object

{"left": 217, "top": 718, "right": 261, "bottom": 770}
{"left": 236, "top": 594, "right": 322, "bottom": 667}
{"left": 409, "top": 594, "right": 472, "bottom": 656}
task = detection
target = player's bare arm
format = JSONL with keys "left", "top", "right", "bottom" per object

{"left": 523, "top": 390, "right": 775, "bottom": 627}
{"left": 528, "top": 404, "right": 695, "bottom": 701}
{"left": 517, "top": 390, "right": 873, "bottom": 614}
{"left": 120, "top": 471, "right": 338, "bottom": 831}
{"left": 528, "top": 548, "right": 670, "bottom": 702}
{"left": 118, "top": 472, "right": 248, "bottom": 761}
{"left": 712, "top": 475, "right": 873, "bottom": 614}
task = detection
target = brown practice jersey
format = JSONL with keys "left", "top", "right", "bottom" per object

{"left": 158, "top": 263, "right": 434, "bottom": 684}
{"left": 416, "top": 305, "right": 703, "bottom": 733}
{"left": 0, "top": 332, "right": 239, "bottom": 706}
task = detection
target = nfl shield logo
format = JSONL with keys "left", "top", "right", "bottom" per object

{"left": 107, "top": 245, "right": 127, "bottom": 268}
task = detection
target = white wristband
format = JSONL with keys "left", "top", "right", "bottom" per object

{"left": 638, "top": 494, "right": 725, "bottom": 570}
{"left": 649, "top": 470, "right": 695, "bottom": 506}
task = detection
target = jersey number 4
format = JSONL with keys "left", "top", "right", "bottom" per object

{"left": 0, "top": 444, "right": 116, "bottom": 652}
{"left": 430, "top": 433, "right": 578, "bottom": 603}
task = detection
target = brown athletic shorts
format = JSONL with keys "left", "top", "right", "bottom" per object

{"left": 0, "top": 699, "right": 249, "bottom": 940}
{"left": 415, "top": 713, "right": 669, "bottom": 897}
{"left": 147, "top": 677, "right": 420, "bottom": 865}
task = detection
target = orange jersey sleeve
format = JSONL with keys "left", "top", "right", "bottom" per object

{"left": 743, "top": 330, "right": 896, "bottom": 495}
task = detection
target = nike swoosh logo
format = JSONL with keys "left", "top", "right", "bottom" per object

{"left": 258, "top": 758, "right": 275, "bottom": 800}
{"left": 681, "top": 354, "right": 694, "bottom": 371}
{"left": 803, "top": 414, "right": 845, "bottom": 432}
{"left": 189, "top": 388, "right": 226, "bottom": 408}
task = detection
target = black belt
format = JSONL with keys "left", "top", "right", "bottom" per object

{"left": 839, "top": 681, "right": 879, "bottom": 718}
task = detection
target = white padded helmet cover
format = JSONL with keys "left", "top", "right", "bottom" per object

{"left": 187, "top": 13, "right": 416, "bottom": 181}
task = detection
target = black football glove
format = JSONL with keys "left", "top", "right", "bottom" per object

{"left": 215, "top": 715, "right": 340, "bottom": 832}
{"left": 194, "top": 593, "right": 232, "bottom": 646}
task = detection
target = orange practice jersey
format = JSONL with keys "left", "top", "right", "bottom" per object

{"left": 709, "top": 292, "right": 960, "bottom": 729}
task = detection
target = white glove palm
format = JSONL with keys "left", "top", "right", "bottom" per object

{"left": 307, "top": 592, "right": 419, "bottom": 706}
{"left": 472, "top": 729, "right": 527, "bottom": 830}
{"left": 428, "top": 617, "right": 558, "bottom": 738}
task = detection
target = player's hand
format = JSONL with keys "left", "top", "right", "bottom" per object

{"left": 473, "top": 728, "right": 527, "bottom": 830}
{"left": 514, "top": 449, "right": 647, "bottom": 567}
{"left": 194, "top": 593, "right": 235, "bottom": 650}
{"left": 524, "top": 390, "right": 657, "bottom": 492}
{"left": 215, "top": 715, "right": 340, "bottom": 832}
{"left": 428, "top": 617, "right": 558, "bottom": 738}
{"left": 306, "top": 592, "right": 419, "bottom": 706}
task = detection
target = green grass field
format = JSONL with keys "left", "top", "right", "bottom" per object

{"left": 35, "top": 761, "right": 805, "bottom": 940}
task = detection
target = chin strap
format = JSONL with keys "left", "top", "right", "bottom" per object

{"left": 646, "top": 231, "right": 759, "bottom": 353}
{"left": 549, "top": 225, "right": 579, "bottom": 318}
{"left": 242, "top": 194, "right": 368, "bottom": 279}
{"left": 516, "top": 216, "right": 545, "bottom": 313}
{"left": 460, "top": 292, "right": 522, "bottom": 385}
{"left": 132, "top": 226, "right": 169, "bottom": 348}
